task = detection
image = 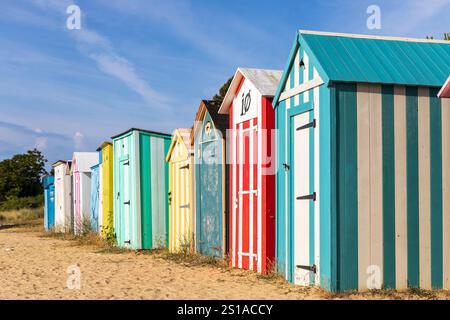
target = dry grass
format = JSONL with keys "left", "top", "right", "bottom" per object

{"left": 0, "top": 207, "right": 43, "bottom": 227}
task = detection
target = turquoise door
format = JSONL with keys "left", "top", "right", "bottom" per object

{"left": 196, "top": 120, "right": 223, "bottom": 257}
{"left": 90, "top": 166, "right": 100, "bottom": 232}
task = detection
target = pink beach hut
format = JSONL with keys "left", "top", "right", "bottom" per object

{"left": 71, "top": 152, "right": 99, "bottom": 234}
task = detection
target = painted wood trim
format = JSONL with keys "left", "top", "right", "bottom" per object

{"left": 357, "top": 83, "right": 371, "bottom": 291}
{"left": 418, "top": 87, "right": 432, "bottom": 289}
{"left": 406, "top": 86, "right": 420, "bottom": 288}
{"left": 442, "top": 97, "right": 450, "bottom": 289}
{"left": 394, "top": 86, "right": 408, "bottom": 290}
{"left": 429, "top": 88, "right": 443, "bottom": 289}
{"left": 382, "top": 85, "right": 396, "bottom": 289}
{"left": 279, "top": 77, "right": 324, "bottom": 102}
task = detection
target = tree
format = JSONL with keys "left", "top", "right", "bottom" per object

{"left": 212, "top": 76, "right": 233, "bottom": 105}
{"left": 426, "top": 33, "right": 450, "bottom": 40}
{"left": 0, "top": 149, "right": 48, "bottom": 202}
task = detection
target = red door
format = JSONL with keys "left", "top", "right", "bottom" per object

{"left": 232, "top": 117, "right": 260, "bottom": 271}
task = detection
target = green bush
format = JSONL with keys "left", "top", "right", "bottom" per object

{"left": 0, "top": 195, "right": 44, "bottom": 212}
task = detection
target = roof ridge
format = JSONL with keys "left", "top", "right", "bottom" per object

{"left": 299, "top": 30, "right": 450, "bottom": 44}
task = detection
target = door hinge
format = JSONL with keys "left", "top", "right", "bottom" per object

{"left": 296, "top": 192, "right": 316, "bottom": 201}
{"left": 123, "top": 160, "right": 129, "bottom": 166}
{"left": 296, "top": 119, "right": 316, "bottom": 131}
{"left": 283, "top": 163, "right": 290, "bottom": 171}
{"left": 296, "top": 264, "right": 317, "bottom": 273}
{"left": 124, "top": 200, "right": 130, "bottom": 205}
{"left": 124, "top": 240, "right": 131, "bottom": 244}
{"left": 180, "top": 204, "right": 190, "bottom": 209}
{"left": 180, "top": 164, "right": 189, "bottom": 170}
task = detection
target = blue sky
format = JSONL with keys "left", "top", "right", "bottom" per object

{"left": 0, "top": 0, "right": 449, "bottom": 169}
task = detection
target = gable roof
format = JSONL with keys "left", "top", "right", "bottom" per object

{"left": 111, "top": 128, "right": 170, "bottom": 140}
{"left": 218, "top": 68, "right": 282, "bottom": 114}
{"left": 273, "top": 30, "right": 450, "bottom": 106}
{"left": 438, "top": 76, "right": 450, "bottom": 98}
{"left": 71, "top": 152, "right": 99, "bottom": 173}
{"left": 190, "top": 100, "right": 229, "bottom": 145}
{"left": 166, "top": 128, "right": 193, "bottom": 161}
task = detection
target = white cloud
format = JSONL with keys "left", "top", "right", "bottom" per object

{"left": 382, "top": 0, "right": 450, "bottom": 35}
{"left": 27, "top": 0, "right": 172, "bottom": 111}
{"left": 73, "top": 131, "right": 85, "bottom": 150}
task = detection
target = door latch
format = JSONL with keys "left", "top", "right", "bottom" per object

{"left": 296, "top": 192, "right": 316, "bottom": 201}
{"left": 296, "top": 264, "right": 317, "bottom": 273}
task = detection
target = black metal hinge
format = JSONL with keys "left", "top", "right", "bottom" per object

{"left": 123, "top": 160, "right": 129, "bottom": 166}
{"left": 124, "top": 200, "right": 130, "bottom": 205}
{"left": 124, "top": 240, "right": 131, "bottom": 244}
{"left": 296, "top": 119, "right": 316, "bottom": 131}
{"left": 180, "top": 164, "right": 189, "bottom": 170}
{"left": 179, "top": 204, "right": 190, "bottom": 209}
{"left": 296, "top": 264, "right": 317, "bottom": 273}
{"left": 283, "top": 163, "right": 290, "bottom": 171}
{"left": 296, "top": 192, "right": 316, "bottom": 201}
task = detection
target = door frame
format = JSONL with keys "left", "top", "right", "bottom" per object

{"left": 287, "top": 102, "right": 315, "bottom": 284}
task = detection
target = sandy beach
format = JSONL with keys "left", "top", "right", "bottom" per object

{"left": 1, "top": 223, "right": 449, "bottom": 300}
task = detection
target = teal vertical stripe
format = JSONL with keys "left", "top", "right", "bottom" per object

{"left": 429, "top": 88, "right": 443, "bottom": 289}
{"left": 382, "top": 85, "right": 396, "bottom": 288}
{"left": 319, "top": 84, "right": 333, "bottom": 290}
{"left": 276, "top": 101, "right": 287, "bottom": 276}
{"left": 140, "top": 134, "right": 152, "bottom": 249}
{"left": 336, "top": 83, "right": 358, "bottom": 291}
{"left": 406, "top": 86, "right": 419, "bottom": 288}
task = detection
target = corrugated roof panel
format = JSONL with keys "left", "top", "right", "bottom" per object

{"left": 300, "top": 32, "right": 450, "bottom": 87}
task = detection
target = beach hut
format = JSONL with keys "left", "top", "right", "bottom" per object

{"left": 218, "top": 68, "right": 282, "bottom": 273}
{"left": 112, "top": 128, "right": 171, "bottom": 249}
{"left": 72, "top": 152, "right": 99, "bottom": 235}
{"left": 43, "top": 175, "right": 55, "bottom": 231}
{"left": 52, "top": 160, "right": 73, "bottom": 232}
{"left": 273, "top": 30, "right": 450, "bottom": 292}
{"left": 100, "top": 142, "right": 114, "bottom": 239}
{"left": 191, "top": 100, "right": 229, "bottom": 258}
{"left": 90, "top": 162, "right": 102, "bottom": 232}
{"left": 166, "top": 128, "right": 194, "bottom": 253}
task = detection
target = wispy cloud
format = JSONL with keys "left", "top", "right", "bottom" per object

{"left": 27, "top": 0, "right": 172, "bottom": 110}
{"left": 382, "top": 0, "right": 450, "bottom": 35}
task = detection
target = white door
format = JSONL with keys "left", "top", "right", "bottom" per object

{"left": 293, "top": 111, "right": 315, "bottom": 285}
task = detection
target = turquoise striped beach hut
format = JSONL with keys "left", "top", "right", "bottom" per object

{"left": 273, "top": 30, "right": 450, "bottom": 292}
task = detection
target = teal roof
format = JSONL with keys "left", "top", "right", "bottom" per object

{"left": 274, "top": 31, "right": 450, "bottom": 106}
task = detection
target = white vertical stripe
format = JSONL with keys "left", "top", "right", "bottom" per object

{"left": 232, "top": 121, "right": 237, "bottom": 267}
{"left": 293, "top": 112, "right": 310, "bottom": 285}
{"left": 284, "top": 100, "right": 289, "bottom": 279}
{"left": 257, "top": 96, "right": 263, "bottom": 273}
{"left": 394, "top": 86, "right": 408, "bottom": 289}
{"left": 238, "top": 122, "right": 244, "bottom": 269}
{"left": 313, "top": 68, "right": 320, "bottom": 285}
{"left": 286, "top": 73, "right": 291, "bottom": 109}
{"left": 369, "top": 84, "right": 383, "bottom": 289}
{"left": 442, "top": 97, "right": 450, "bottom": 289}
{"left": 303, "top": 52, "right": 310, "bottom": 103}
{"left": 294, "top": 50, "right": 300, "bottom": 106}
{"left": 418, "top": 87, "right": 431, "bottom": 289}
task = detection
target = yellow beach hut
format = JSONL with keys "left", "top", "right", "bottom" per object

{"left": 100, "top": 142, "right": 114, "bottom": 240}
{"left": 166, "top": 128, "right": 194, "bottom": 253}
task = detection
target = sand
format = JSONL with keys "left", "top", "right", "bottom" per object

{"left": 0, "top": 224, "right": 449, "bottom": 300}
